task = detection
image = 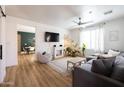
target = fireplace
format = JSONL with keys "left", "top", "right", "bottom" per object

{"left": 56, "top": 50, "right": 62, "bottom": 56}
{"left": 53, "top": 45, "right": 64, "bottom": 59}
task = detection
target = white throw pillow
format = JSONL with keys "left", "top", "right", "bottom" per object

{"left": 100, "top": 54, "right": 113, "bottom": 58}
{"left": 108, "top": 49, "right": 120, "bottom": 56}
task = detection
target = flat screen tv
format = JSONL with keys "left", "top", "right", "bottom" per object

{"left": 45, "top": 32, "right": 59, "bottom": 42}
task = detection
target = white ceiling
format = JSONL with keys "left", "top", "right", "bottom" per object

{"left": 5, "top": 5, "right": 124, "bottom": 29}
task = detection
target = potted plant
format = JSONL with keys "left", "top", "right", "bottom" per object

{"left": 65, "top": 47, "right": 81, "bottom": 57}
{"left": 82, "top": 43, "right": 86, "bottom": 57}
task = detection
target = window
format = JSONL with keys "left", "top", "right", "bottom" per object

{"left": 80, "top": 26, "right": 104, "bottom": 52}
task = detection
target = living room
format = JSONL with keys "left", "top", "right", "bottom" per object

{"left": 0, "top": 4, "right": 124, "bottom": 88}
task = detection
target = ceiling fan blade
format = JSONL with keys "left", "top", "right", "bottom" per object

{"left": 72, "top": 20, "right": 78, "bottom": 24}
{"left": 80, "top": 21, "right": 93, "bottom": 25}
{"left": 69, "top": 24, "right": 80, "bottom": 29}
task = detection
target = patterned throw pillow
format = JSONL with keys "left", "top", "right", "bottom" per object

{"left": 114, "top": 56, "right": 124, "bottom": 65}
{"left": 111, "top": 56, "right": 124, "bottom": 82}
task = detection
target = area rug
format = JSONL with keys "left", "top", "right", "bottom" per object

{"left": 48, "top": 57, "right": 74, "bottom": 76}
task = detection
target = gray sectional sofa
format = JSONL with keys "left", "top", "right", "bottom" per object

{"left": 73, "top": 54, "right": 124, "bottom": 87}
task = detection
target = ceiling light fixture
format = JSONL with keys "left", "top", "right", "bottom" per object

{"left": 89, "top": 11, "right": 92, "bottom": 14}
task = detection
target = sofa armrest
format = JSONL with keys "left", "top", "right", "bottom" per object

{"left": 73, "top": 67, "right": 124, "bottom": 87}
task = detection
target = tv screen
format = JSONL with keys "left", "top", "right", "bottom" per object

{"left": 45, "top": 32, "right": 59, "bottom": 42}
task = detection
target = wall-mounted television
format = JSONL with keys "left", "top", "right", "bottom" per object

{"left": 45, "top": 32, "right": 59, "bottom": 42}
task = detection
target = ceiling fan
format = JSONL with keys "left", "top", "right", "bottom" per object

{"left": 72, "top": 17, "right": 93, "bottom": 26}
{"left": 0, "top": 6, "right": 6, "bottom": 17}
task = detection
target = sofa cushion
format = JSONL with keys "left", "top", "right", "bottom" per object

{"left": 87, "top": 59, "right": 95, "bottom": 64}
{"left": 108, "top": 49, "right": 120, "bottom": 56}
{"left": 111, "top": 65, "right": 124, "bottom": 83}
{"left": 102, "top": 57, "right": 115, "bottom": 69}
{"left": 91, "top": 58, "right": 115, "bottom": 76}
{"left": 97, "top": 56, "right": 115, "bottom": 60}
{"left": 110, "top": 56, "right": 124, "bottom": 82}
{"left": 119, "top": 52, "right": 124, "bottom": 57}
{"left": 81, "top": 63, "right": 92, "bottom": 72}
{"left": 114, "top": 56, "right": 124, "bottom": 65}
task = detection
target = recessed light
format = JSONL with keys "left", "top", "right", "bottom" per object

{"left": 89, "top": 11, "right": 92, "bottom": 14}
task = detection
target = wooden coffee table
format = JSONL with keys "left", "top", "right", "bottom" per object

{"left": 67, "top": 57, "right": 86, "bottom": 71}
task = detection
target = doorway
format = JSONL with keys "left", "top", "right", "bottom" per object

{"left": 17, "top": 24, "right": 36, "bottom": 65}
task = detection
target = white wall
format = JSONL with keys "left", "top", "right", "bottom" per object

{"left": 0, "top": 6, "right": 6, "bottom": 83}
{"left": 69, "top": 17, "right": 124, "bottom": 53}
{"left": 104, "top": 17, "right": 124, "bottom": 51}
{"left": 69, "top": 28, "right": 80, "bottom": 44}
{"left": 6, "top": 16, "right": 69, "bottom": 67}
{"left": 36, "top": 25, "right": 68, "bottom": 56}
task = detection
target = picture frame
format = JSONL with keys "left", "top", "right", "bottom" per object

{"left": 109, "top": 31, "right": 119, "bottom": 41}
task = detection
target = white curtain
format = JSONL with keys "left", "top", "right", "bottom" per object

{"left": 80, "top": 26, "right": 104, "bottom": 52}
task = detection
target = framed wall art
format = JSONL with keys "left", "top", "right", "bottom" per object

{"left": 109, "top": 31, "right": 119, "bottom": 41}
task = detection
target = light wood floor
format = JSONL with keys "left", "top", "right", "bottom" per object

{"left": 2, "top": 54, "right": 72, "bottom": 87}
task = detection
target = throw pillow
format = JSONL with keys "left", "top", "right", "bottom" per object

{"left": 111, "top": 65, "right": 124, "bottom": 83}
{"left": 108, "top": 49, "right": 120, "bottom": 56}
{"left": 114, "top": 56, "right": 124, "bottom": 65}
{"left": 91, "top": 58, "right": 114, "bottom": 76}
{"left": 87, "top": 59, "right": 95, "bottom": 64}
{"left": 97, "top": 56, "right": 115, "bottom": 60}
{"left": 119, "top": 52, "right": 124, "bottom": 57}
